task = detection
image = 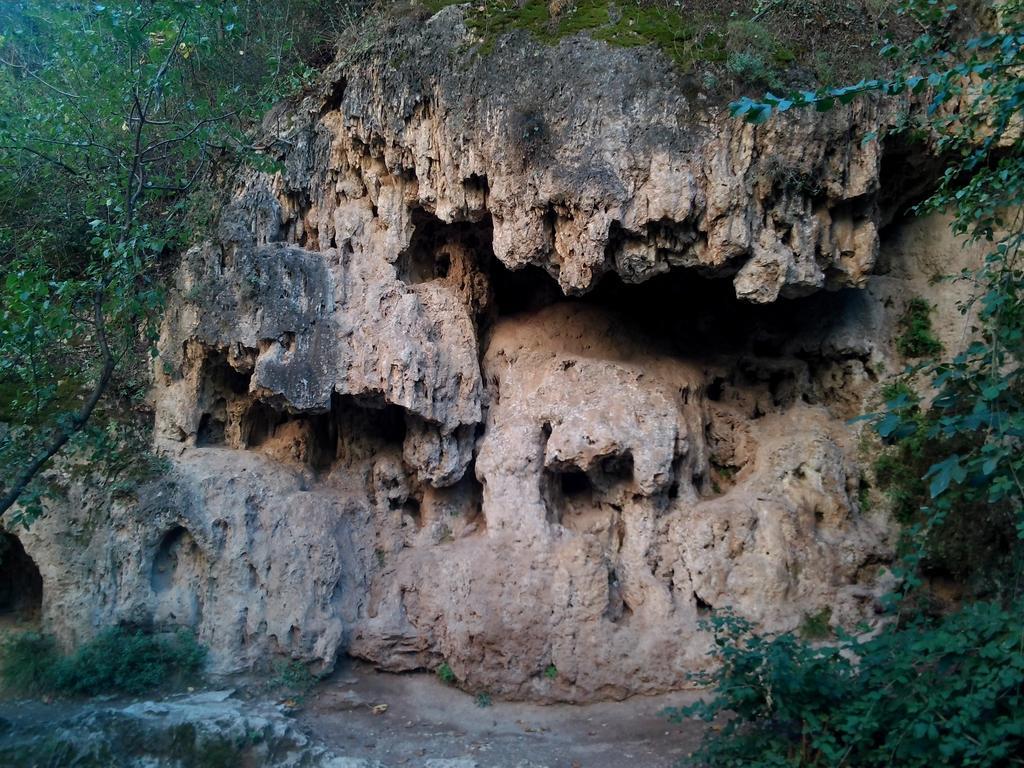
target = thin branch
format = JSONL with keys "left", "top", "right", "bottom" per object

{"left": 0, "top": 55, "right": 81, "bottom": 100}
{"left": 142, "top": 23, "right": 187, "bottom": 118}
{"left": 0, "top": 144, "right": 82, "bottom": 176}
{"left": 0, "top": 290, "right": 116, "bottom": 519}
{"left": 141, "top": 111, "right": 237, "bottom": 158}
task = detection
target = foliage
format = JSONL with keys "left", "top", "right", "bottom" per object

{"left": 0, "top": 1, "right": 368, "bottom": 525}
{"left": 668, "top": 606, "right": 1024, "bottom": 767}
{"left": 475, "top": 691, "right": 493, "bottom": 708}
{"left": 682, "top": 1, "right": 1024, "bottom": 764}
{"left": 0, "top": 626, "right": 205, "bottom": 696}
{"left": 733, "top": 0, "right": 1024, "bottom": 572}
{"left": 798, "top": 606, "right": 832, "bottom": 640}
{"left": 544, "top": 663, "right": 558, "bottom": 679}
{"left": 726, "top": 51, "right": 782, "bottom": 91}
{"left": 871, "top": 381, "right": 1017, "bottom": 589}
{"left": 897, "top": 298, "right": 944, "bottom": 358}
{"left": 436, "top": 661, "right": 456, "bottom": 684}
{"left": 0, "top": 631, "right": 58, "bottom": 694}
{"left": 421, "top": 0, "right": 905, "bottom": 86}
{"left": 270, "top": 658, "right": 320, "bottom": 695}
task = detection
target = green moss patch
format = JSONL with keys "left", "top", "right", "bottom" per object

{"left": 420, "top": 1, "right": 912, "bottom": 93}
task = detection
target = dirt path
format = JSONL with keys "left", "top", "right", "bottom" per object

{"left": 296, "top": 659, "right": 709, "bottom": 768}
{"left": 0, "top": 658, "right": 710, "bottom": 767}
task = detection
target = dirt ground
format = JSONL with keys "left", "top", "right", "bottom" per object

{"left": 295, "top": 658, "right": 710, "bottom": 767}
{"left": 0, "top": 655, "right": 711, "bottom": 767}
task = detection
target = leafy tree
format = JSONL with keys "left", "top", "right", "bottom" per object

{"left": 0, "top": 1, "right": 367, "bottom": 525}
{"left": 681, "top": 0, "right": 1024, "bottom": 764}
{"left": 737, "top": 0, "right": 1024, "bottom": 580}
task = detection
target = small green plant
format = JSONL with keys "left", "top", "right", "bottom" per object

{"left": 896, "top": 298, "right": 943, "bottom": 359}
{"left": 270, "top": 659, "right": 319, "bottom": 695}
{"left": 180, "top": 283, "right": 209, "bottom": 304}
{"left": 436, "top": 661, "right": 456, "bottom": 685}
{"left": 726, "top": 50, "right": 782, "bottom": 90}
{"left": 474, "top": 692, "right": 492, "bottom": 708}
{"left": 798, "top": 606, "right": 833, "bottom": 640}
{"left": 857, "top": 475, "right": 873, "bottom": 513}
{"left": 544, "top": 664, "right": 558, "bottom": 679}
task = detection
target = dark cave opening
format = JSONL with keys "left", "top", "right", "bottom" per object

{"left": 397, "top": 209, "right": 495, "bottom": 285}
{"left": 694, "top": 593, "right": 713, "bottom": 616}
{"left": 197, "top": 410, "right": 226, "bottom": 447}
{"left": 489, "top": 252, "right": 872, "bottom": 420}
{"left": 241, "top": 392, "right": 408, "bottom": 471}
{"left": 559, "top": 468, "right": 592, "bottom": 498}
{"left": 582, "top": 268, "right": 859, "bottom": 358}
{"left": 486, "top": 243, "right": 868, "bottom": 362}
{"left": 0, "top": 532, "right": 43, "bottom": 622}
{"left": 201, "top": 348, "right": 252, "bottom": 396}
{"left": 877, "top": 134, "right": 948, "bottom": 232}
{"left": 195, "top": 348, "right": 251, "bottom": 447}
{"left": 490, "top": 260, "right": 563, "bottom": 317}
{"left": 599, "top": 453, "right": 634, "bottom": 485}
{"left": 542, "top": 454, "right": 637, "bottom": 527}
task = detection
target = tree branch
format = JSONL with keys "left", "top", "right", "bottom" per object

{"left": 0, "top": 289, "right": 116, "bottom": 519}
{"left": 0, "top": 144, "right": 82, "bottom": 176}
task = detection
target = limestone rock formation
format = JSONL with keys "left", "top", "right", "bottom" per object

{"left": 0, "top": 690, "right": 384, "bottom": 767}
{"left": 6, "top": 5, "right": 984, "bottom": 701}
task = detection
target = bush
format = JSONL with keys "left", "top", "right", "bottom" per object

{"left": 0, "top": 627, "right": 205, "bottom": 697}
{"left": 726, "top": 51, "right": 782, "bottom": 90}
{"left": 53, "top": 627, "right": 206, "bottom": 696}
{"left": 0, "top": 631, "right": 59, "bottom": 694}
{"left": 270, "top": 658, "right": 319, "bottom": 695}
{"left": 668, "top": 604, "right": 1024, "bottom": 767}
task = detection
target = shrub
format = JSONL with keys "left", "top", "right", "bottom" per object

{"left": 798, "top": 606, "right": 832, "bottom": 640}
{"left": 1, "top": 626, "right": 206, "bottom": 697}
{"left": 52, "top": 627, "right": 206, "bottom": 696}
{"left": 667, "top": 604, "right": 1024, "bottom": 767}
{"left": 0, "top": 631, "right": 59, "bottom": 694}
{"left": 726, "top": 51, "right": 782, "bottom": 90}
{"left": 270, "top": 659, "right": 319, "bottom": 695}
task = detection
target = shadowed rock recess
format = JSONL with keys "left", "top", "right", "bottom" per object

{"left": 13, "top": 6, "right": 976, "bottom": 702}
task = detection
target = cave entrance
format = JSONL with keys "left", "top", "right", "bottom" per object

{"left": 397, "top": 209, "right": 495, "bottom": 285}
{"left": 0, "top": 532, "right": 43, "bottom": 624}
{"left": 241, "top": 393, "right": 409, "bottom": 472}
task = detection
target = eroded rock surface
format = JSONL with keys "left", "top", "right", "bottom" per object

{"left": 0, "top": 690, "right": 377, "bottom": 767}
{"left": 6, "top": 6, "right": 982, "bottom": 701}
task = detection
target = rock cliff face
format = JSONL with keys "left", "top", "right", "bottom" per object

{"left": 8, "top": 6, "right": 983, "bottom": 701}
